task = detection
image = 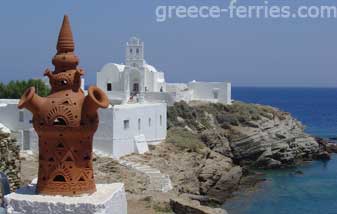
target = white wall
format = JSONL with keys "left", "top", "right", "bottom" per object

{"left": 188, "top": 81, "right": 232, "bottom": 104}
{"left": 0, "top": 100, "right": 32, "bottom": 131}
{"left": 112, "top": 103, "right": 167, "bottom": 144}
{"left": 93, "top": 108, "right": 115, "bottom": 156}
{"left": 166, "top": 83, "right": 188, "bottom": 93}
{"left": 97, "top": 63, "right": 124, "bottom": 93}
{"left": 170, "top": 91, "right": 193, "bottom": 104}
{"left": 94, "top": 103, "right": 167, "bottom": 158}
{"left": 144, "top": 92, "right": 175, "bottom": 106}
{"left": 152, "top": 72, "right": 166, "bottom": 92}
{"left": 0, "top": 100, "right": 36, "bottom": 150}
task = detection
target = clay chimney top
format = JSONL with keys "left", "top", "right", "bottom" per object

{"left": 52, "top": 15, "right": 79, "bottom": 73}
{"left": 56, "top": 15, "right": 75, "bottom": 53}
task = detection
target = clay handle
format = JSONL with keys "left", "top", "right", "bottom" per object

{"left": 84, "top": 86, "right": 109, "bottom": 118}
{"left": 18, "top": 87, "right": 44, "bottom": 115}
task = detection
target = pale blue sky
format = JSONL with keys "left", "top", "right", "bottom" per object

{"left": 0, "top": 0, "right": 336, "bottom": 87}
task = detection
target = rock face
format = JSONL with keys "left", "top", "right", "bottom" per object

{"left": 123, "top": 143, "right": 242, "bottom": 203}
{"left": 168, "top": 101, "right": 320, "bottom": 169}
{"left": 170, "top": 198, "right": 227, "bottom": 214}
{"left": 0, "top": 123, "right": 21, "bottom": 204}
{"left": 229, "top": 112, "right": 319, "bottom": 168}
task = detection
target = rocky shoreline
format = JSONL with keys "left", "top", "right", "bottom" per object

{"left": 163, "top": 101, "right": 333, "bottom": 211}
{"left": 117, "top": 101, "right": 332, "bottom": 213}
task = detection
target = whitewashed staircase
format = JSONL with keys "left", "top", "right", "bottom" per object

{"left": 118, "top": 160, "right": 173, "bottom": 192}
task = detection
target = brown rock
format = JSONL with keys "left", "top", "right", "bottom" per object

{"left": 170, "top": 197, "right": 227, "bottom": 214}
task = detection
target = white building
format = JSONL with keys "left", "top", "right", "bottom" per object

{"left": 97, "top": 37, "right": 232, "bottom": 106}
{"left": 95, "top": 103, "right": 166, "bottom": 158}
{"left": 0, "top": 99, "right": 167, "bottom": 159}
{"left": 97, "top": 37, "right": 166, "bottom": 104}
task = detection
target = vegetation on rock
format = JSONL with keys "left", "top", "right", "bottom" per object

{"left": 166, "top": 128, "right": 205, "bottom": 153}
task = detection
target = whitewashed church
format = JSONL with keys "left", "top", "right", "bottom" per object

{"left": 97, "top": 37, "right": 232, "bottom": 106}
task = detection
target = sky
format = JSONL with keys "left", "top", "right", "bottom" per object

{"left": 0, "top": 0, "right": 336, "bottom": 87}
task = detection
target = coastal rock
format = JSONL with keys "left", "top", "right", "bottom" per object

{"left": 198, "top": 150, "right": 242, "bottom": 201}
{"left": 316, "top": 137, "right": 337, "bottom": 154}
{"left": 229, "top": 114, "right": 319, "bottom": 167}
{"left": 316, "top": 151, "right": 331, "bottom": 160}
{"left": 200, "top": 130, "right": 233, "bottom": 158}
{"left": 122, "top": 143, "right": 242, "bottom": 203}
{"left": 256, "top": 157, "right": 281, "bottom": 169}
{"left": 168, "top": 101, "right": 320, "bottom": 169}
{"left": 326, "top": 143, "right": 337, "bottom": 153}
{"left": 170, "top": 197, "right": 227, "bottom": 214}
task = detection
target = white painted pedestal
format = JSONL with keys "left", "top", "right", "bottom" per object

{"left": 4, "top": 183, "right": 127, "bottom": 214}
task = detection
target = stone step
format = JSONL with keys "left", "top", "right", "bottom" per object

{"left": 118, "top": 159, "right": 173, "bottom": 192}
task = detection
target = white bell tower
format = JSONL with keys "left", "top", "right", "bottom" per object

{"left": 125, "top": 37, "right": 145, "bottom": 68}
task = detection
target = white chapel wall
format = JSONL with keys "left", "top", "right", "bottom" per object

{"left": 188, "top": 81, "right": 232, "bottom": 104}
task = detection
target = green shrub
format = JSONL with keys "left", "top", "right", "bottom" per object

{"left": 0, "top": 79, "right": 50, "bottom": 98}
{"left": 152, "top": 203, "right": 173, "bottom": 213}
{"left": 166, "top": 128, "right": 204, "bottom": 153}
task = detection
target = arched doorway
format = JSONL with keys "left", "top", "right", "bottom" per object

{"left": 132, "top": 83, "right": 139, "bottom": 96}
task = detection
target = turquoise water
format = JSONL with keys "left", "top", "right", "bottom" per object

{"left": 223, "top": 87, "right": 337, "bottom": 214}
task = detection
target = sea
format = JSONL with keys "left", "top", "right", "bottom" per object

{"left": 223, "top": 87, "right": 337, "bottom": 214}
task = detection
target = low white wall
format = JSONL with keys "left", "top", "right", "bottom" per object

{"left": 0, "top": 100, "right": 32, "bottom": 131}
{"left": 169, "top": 90, "right": 193, "bottom": 104}
{"left": 93, "top": 109, "right": 114, "bottom": 156}
{"left": 188, "top": 81, "right": 232, "bottom": 104}
{"left": 144, "top": 92, "right": 175, "bottom": 106}
{"left": 166, "top": 83, "right": 188, "bottom": 92}
{"left": 5, "top": 183, "right": 128, "bottom": 214}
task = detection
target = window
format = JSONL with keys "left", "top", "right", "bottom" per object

{"left": 148, "top": 118, "right": 151, "bottom": 127}
{"left": 138, "top": 118, "right": 141, "bottom": 131}
{"left": 130, "top": 48, "right": 133, "bottom": 54}
{"left": 160, "top": 115, "right": 162, "bottom": 126}
{"left": 136, "top": 48, "right": 139, "bottom": 54}
{"left": 133, "top": 83, "right": 139, "bottom": 94}
{"left": 107, "top": 83, "right": 112, "bottom": 91}
{"left": 213, "top": 88, "right": 219, "bottom": 99}
{"left": 123, "top": 120, "right": 130, "bottom": 130}
{"left": 19, "top": 111, "right": 24, "bottom": 122}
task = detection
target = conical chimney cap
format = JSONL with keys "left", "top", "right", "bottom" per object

{"left": 56, "top": 15, "right": 75, "bottom": 53}
{"left": 52, "top": 15, "right": 79, "bottom": 73}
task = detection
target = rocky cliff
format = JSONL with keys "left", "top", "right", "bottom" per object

{"left": 168, "top": 101, "right": 320, "bottom": 169}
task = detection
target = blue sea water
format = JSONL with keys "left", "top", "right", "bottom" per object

{"left": 223, "top": 87, "right": 337, "bottom": 214}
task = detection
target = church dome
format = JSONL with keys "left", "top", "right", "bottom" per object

{"left": 99, "top": 63, "right": 125, "bottom": 73}
{"left": 144, "top": 64, "right": 158, "bottom": 73}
